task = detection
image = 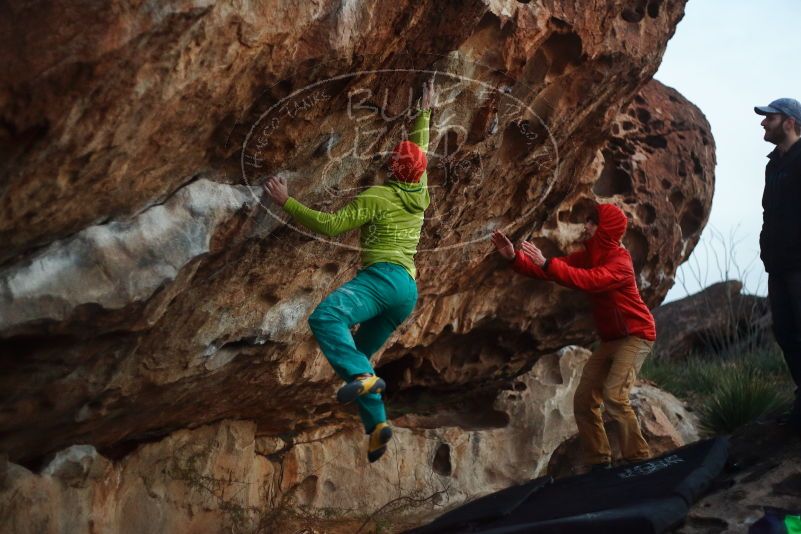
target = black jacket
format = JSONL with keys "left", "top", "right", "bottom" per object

{"left": 761, "top": 138, "right": 801, "bottom": 273}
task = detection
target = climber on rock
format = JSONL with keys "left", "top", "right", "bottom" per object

{"left": 263, "top": 79, "right": 436, "bottom": 463}
{"left": 491, "top": 203, "right": 657, "bottom": 473}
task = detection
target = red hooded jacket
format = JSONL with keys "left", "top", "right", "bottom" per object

{"left": 512, "top": 204, "right": 656, "bottom": 341}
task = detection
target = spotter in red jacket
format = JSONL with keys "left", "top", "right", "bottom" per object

{"left": 512, "top": 204, "right": 656, "bottom": 341}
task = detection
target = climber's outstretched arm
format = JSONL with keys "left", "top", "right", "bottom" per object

{"left": 411, "top": 79, "right": 434, "bottom": 151}
{"left": 407, "top": 78, "right": 437, "bottom": 187}
{"left": 263, "top": 176, "right": 373, "bottom": 237}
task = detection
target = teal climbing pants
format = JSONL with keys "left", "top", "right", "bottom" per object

{"left": 308, "top": 262, "right": 418, "bottom": 433}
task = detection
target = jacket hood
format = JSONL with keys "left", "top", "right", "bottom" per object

{"left": 390, "top": 140, "right": 427, "bottom": 183}
{"left": 387, "top": 177, "right": 429, "bottom": 213}
{"left": 587, "top": 204, "right": 628, "bottom": 260}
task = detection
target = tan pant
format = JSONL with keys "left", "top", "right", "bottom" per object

{"left": 573, "top": 336, "right": 653, "bottom": 465}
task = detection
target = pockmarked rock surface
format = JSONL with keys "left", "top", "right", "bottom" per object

{"left": 0, "top": 348, "right": 697, "bottom": 532}
{"left": 0, "top": 348, "right": 582, "bottom": 532}
{"left": 1, "top": 0, "right": 714, "bottom": 529}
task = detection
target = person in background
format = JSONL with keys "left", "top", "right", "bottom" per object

{"left": 754, "top": 98, "right": 801, "bottom": 434}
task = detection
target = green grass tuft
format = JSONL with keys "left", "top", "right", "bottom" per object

{"left": 697, "top": 367, "right": 793, "bottom": 434}
{"left": 640, "top": 347, "right": 794, "bottom": 435}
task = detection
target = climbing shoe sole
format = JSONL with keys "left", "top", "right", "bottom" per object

{"left": 336, "top": 375, "right": 386, "bottom": 404}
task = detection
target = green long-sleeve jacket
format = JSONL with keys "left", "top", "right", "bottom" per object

{"left": 283, "top": 109, "right": 431, "bottom": 279}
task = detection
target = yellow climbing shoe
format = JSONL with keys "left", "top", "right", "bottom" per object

{"left": 367, "top": 422, "right": 393, "bottom": 463}
{"left": 336, "top": 374, "right": 386, "bottom": 404}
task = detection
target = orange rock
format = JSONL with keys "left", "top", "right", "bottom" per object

{"left": 0, "top": 4, "right": 712, "bottom": 527}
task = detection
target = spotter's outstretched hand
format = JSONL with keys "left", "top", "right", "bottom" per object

{"left": 520, "top": 241, "right": 546, "bottom": 267}
{"left": 491, "top": 230, "right": 516, "bottom": 261}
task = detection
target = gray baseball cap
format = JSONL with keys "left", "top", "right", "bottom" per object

{"left": 754, "top": 98, "right": 801, "bottom": 123}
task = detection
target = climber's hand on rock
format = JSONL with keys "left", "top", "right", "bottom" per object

{"left": 520, "top": 241, "right": 546, "bottom": 267}
{"left": 421, "top": 76, "right": 437, "bottom": 110}
{"left": 263, "top": 176, "right": 289, "bottom": 207}
{"left": 491, "top": 230, "right": 516, "bottom": 261}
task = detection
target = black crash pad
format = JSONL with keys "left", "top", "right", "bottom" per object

{"left": 409, "top": 437, "right": 729, "bottom": 534}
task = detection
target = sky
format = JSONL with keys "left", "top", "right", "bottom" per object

{"left": 655, "top": 0, "right": 801, "bottom": 302}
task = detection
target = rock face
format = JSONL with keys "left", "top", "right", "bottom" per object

{"left": 0, "top": 0, "right": 714, "bottom": 529}
{"left": 0, "top": 348, "right": 698, "bottom": 532}
{"left": 652, "top": 280, "right": 772, "bottom": 360}
{"left": 536, "top": 79, "right": 715, "bottom": 305}
{"left": 0, "top": 347, "right": 586, "bottom": 533}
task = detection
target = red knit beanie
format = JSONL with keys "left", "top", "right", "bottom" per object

{"left": 390, "top": 140, "right": 427, "bottom": 183}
